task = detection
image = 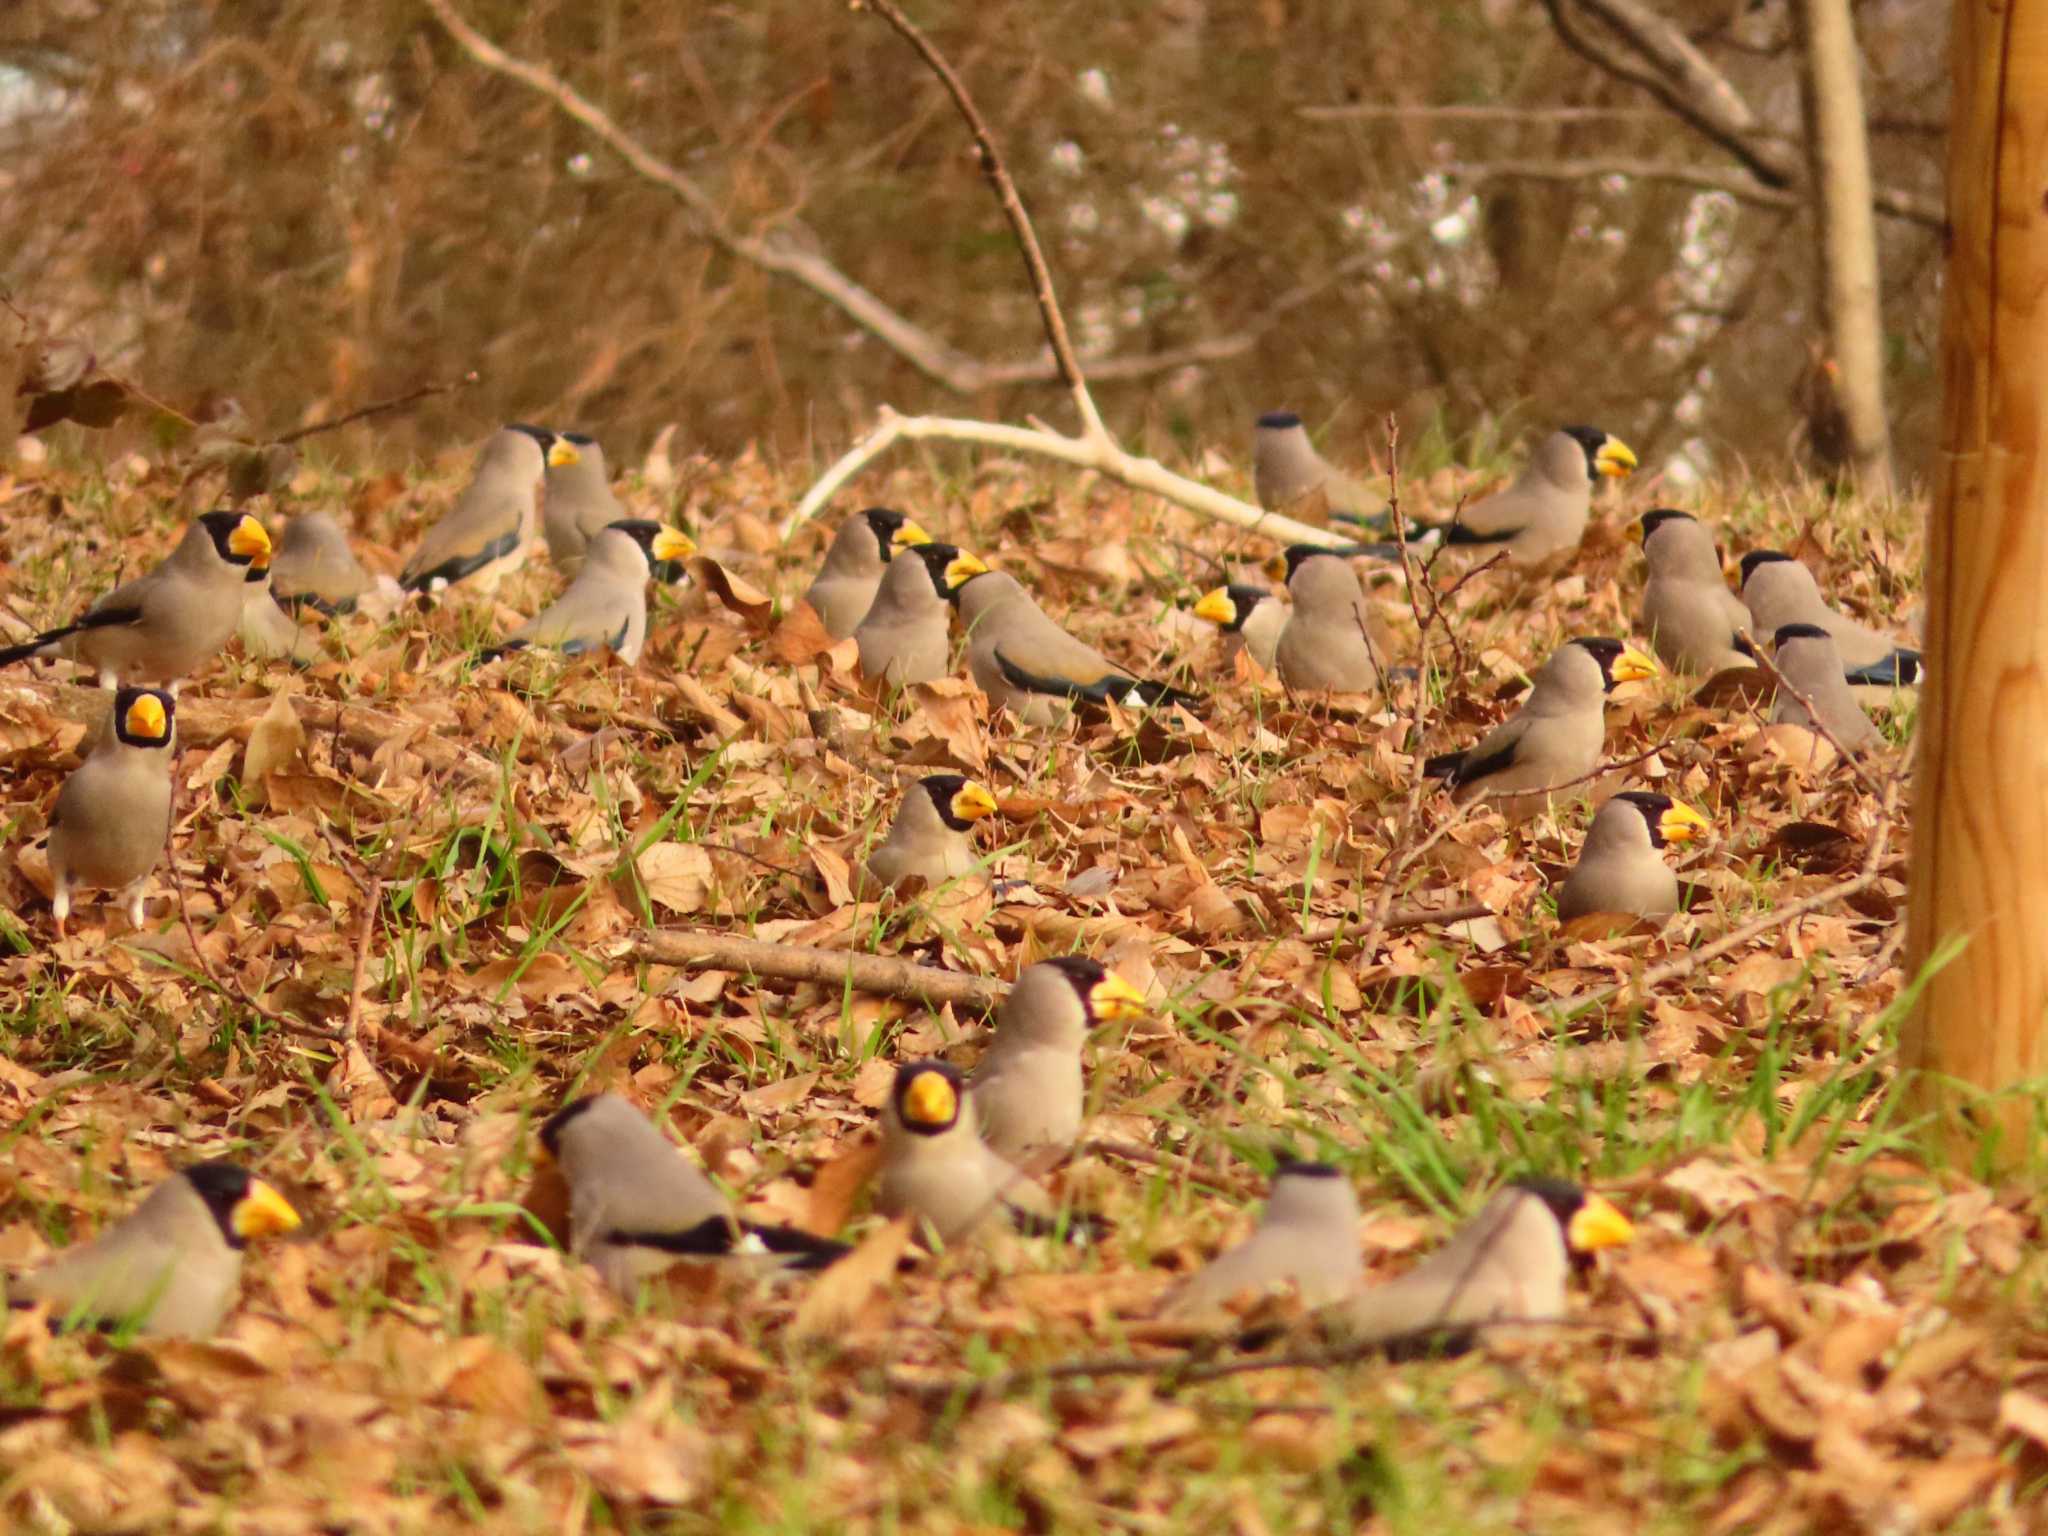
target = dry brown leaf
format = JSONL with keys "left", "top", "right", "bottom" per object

{"left": 789, "top": 1213, "right": 911, "bottom": 1340}
{"left": 637, "top": 842, "right": 714, "bottom": 914}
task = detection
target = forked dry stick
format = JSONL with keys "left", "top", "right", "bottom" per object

{"left": 783, "top": 1, "right": 1349, "bottom": 549}
{"left": 889, "top": 1316, "right": 1659, "bottom": 1406}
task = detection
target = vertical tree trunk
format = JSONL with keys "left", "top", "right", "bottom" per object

{"left": 1793, "top": 0, "right": 1894, "bottom": 492}
{"left": 1901, "top": 0, "right": 2048, "bottom": 1151}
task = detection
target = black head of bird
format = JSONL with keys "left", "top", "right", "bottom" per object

{"left": 181, "top": 1160, "right": 302, "bottom": 1248}
{"left": 1567, "top": 636, "right": 1660, "bottom": 690}
{"left": 1191, "top": 583, "right": 1272, "bottom": 633}
{"left": 892, "top": 1060, "right": 966, "bottom": 1135}
{"left": 1507, "top": 1176, "right": 1634, "bottom": 1256}
{"left": 1037, "top": 954, "right": 1148, "bottom": 1025}
{"left": 1634, "top": 508, "right": 1697, "bottom": 546}
{"left": 113, "top": 686, "right": 175, "bottom": 749}
{"left": 1607, "top": 790, "right": 1709, "bottom": 849}
{"left": 1257, "top": 410, "right": 1304, "bottom": 431}
{"left": 916, "top": 773, "right": 999, "bottom": 832}
{"left": 506, "top": 422, "right": 556, "bottom": 455}
{"left": 904, "top": 541, "right": 989, "bottom": 600}
{"left": 1559, "top": 426, "right": 1638, "bottom": 483}
{"left": 199, "top": 508, "right": 273, "bottom": 580}
{"left": 1773, "top": 621, "right": 1832, "bottom": 650}
{"left": 860, "top": 507, "right": 932, "bottom": 559}
{"left": 1739, "top": 550, "right": 1796, "bottom": 588}
{"left": 1280, "top": 544, "right": 1340, "bottom": 586}
{"left": 604, "top": 518, "right": 696, "bottom": 573}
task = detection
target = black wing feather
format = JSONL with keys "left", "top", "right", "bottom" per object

{"left": 1843, "top": 649, "right": 1921, "bottom": 687}
{"left": 995, "top": 649, "right": 1200, "bottom": 713}
{"left": 400, "top": 526, "right": 521, "bottom": 592}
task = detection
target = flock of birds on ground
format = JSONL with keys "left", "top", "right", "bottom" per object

{"left": 0, "top": 407, "right": 1922, "bottom": 1366}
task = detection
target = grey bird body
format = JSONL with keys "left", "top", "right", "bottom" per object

{"left": 1253, "top": 412, "right": 1382, "bottom": 518}
{"left": 877, "top": 1062, "right": 1062, "bottom": 1246}
{"left": 271, "top": 514, "right": 371, "bottom": 615}
{"left": 48, "top": 687, "right": 176, "bottom": 932}
{"left": 238, "top": 583, "right": 310, "bottom": 662}
{"left": 401, "top": 425, "right": 549, "bottom": 594}
{"left": 1424, "top": 638, "right": 1655, "bottom": 807}
{"left": 10, "top": 1162, "right": 299, "bottom": 1337}
{"left": 485, "top": 521, "right": 691, "bottom": 666}
{"left": 806, "top": 509, "right": 930, "bottom": 638}
{"left": 1741, "top": 552, "right": 1921, "bottom": 686}
{"left": 1316, "top": 1180, "right": 1631, "bottom": 1353}
{"left": 0, "top": 511, "right": 272, "bottom": 687}
{"left": 971, "top": 958, "right": 1146, "bottom": 1162}
{"left": 540, "top": 1095, "right": 846, "bottom": 1298}
{"left": 1639, "top": 511, "right": 1754, "bottom": 674}
{"left": 1556, "top": 792, "right": 1708, "bottom": 922}
{"left": 864, "top": 775, "right": 997, "bottom": 894}
{"left": 1273, "top": 549, "right": 1386, "bottom": 692}
{"left": 1769, "top": 624, "right": 1886, "bottom": 751}
{"left": 1164, "top": 1162, "right": 1364, "bottom": 1317}
{"left": 957, "top": 572, "right": 1197, "bottom": 725}
{"left": 541, "top": 433, "right": 624, "bottom": 573}
{"left": 1445, "top": 428, "right": 1636, "bottom": 568}
{"left": 855, "top": 543, "right": 983, "bottom": 687}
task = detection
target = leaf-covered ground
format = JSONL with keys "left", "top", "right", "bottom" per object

{"left": 0, "top": 436, "right": 2042, "bottom": 1534}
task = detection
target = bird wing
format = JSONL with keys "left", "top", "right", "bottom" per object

{"left": 1431, "top": 713, "right": 1530, "bottom": 787}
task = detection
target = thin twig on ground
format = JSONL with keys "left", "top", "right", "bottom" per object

{"left": 1732, "top": 625, "right": 1889, "bottom": 796}
{"left": 1548, "top": 763, "right": 1903, "bottom": 1017}
{"left": 889, "top": 1316, "right": 1658, "bottom": 1405}
{"left": 630, "top": 931, "right": 1006, "bottom": 1011}
{"left": 269, "top": 374, "right": 482, "bottom": 448}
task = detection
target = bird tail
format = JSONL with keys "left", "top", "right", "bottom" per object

{"left": 741, "top": 1222, "right": 853, "bottom": 1271}
{"left": 994, "top": 649, "right": 1201, "bottom": 714}
{"left": 477, "top": 641, "right": 525, "bottom": 664}
{"left": 1422, "top": 751, "right": 1464, "bottom": 782}
{"left": 1844, "top": 649, "right": 1921, "bottom": 687}
{"left": 0, "top": 604, "right": 142, "bottom": 668}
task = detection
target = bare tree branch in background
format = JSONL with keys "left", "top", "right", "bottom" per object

{"left": 1792, "top": 0, "right": 1895, "bottom": 491}
{"left": 1442, "top": 158, "right": 1939, "bottom": 229}
{"left": 1537, "top": 0, "right": 1939, "bottom": 229}
{"left": 784, "top": 0, "right": 1349, "bottom": 550}
{"left": 420, "top": 0, "right": 1364, "bottom": 402}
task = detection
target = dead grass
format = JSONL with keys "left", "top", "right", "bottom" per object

{"left": 0, "top": 438, "right": 2042, "bottom": 1534}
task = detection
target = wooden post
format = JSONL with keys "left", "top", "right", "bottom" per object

{"left": 1792, "top": 0, "right": 1894, "bottom": 491}
{"left": 1901, "top": 0, "right": 2048, "bottom": 1153}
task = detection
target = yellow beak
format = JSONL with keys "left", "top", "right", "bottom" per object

{"left": 902, "top": 1070, "right": 958, "bottom": 1129}
{"left": 894, "top": 520, "right": 934, "bottom": 549}
{"left": 1566, "top": 1192, "right": 1633, "bottom": 1252}
{"left": 231, "top": 1179, "right": 303, "bottom": 1241}
{"left": 548, "top": 438, "right": 583, "bottom": 468}
{"left": 229, "top": 515, "right": 272, "bottom": 570}
{"left": 1610, "top": 646, "right": 1660, "bottom": 684}
{"left": 1658, "top": 799, "right": 1711, "bottom": 845}
{"left": 949, "top": 780, "right": 999, "bottom": 822}
{"left": 125, "top": 692, "right": 168, "bottom": 742}
{"left": 1191, "top": 587, "right": 1238, "bottom": 627}
{"left": 652, "top": 527, "right": 697, "bottom": 563}
{"left": 1088, "top": 971, "right": 1149, "bottom": 1024}
{"left": 945, "top": 551, "right": 991, "bottom": 589}
{"left": 1595, "top": 437, "right": 1638, "bottom": 478}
